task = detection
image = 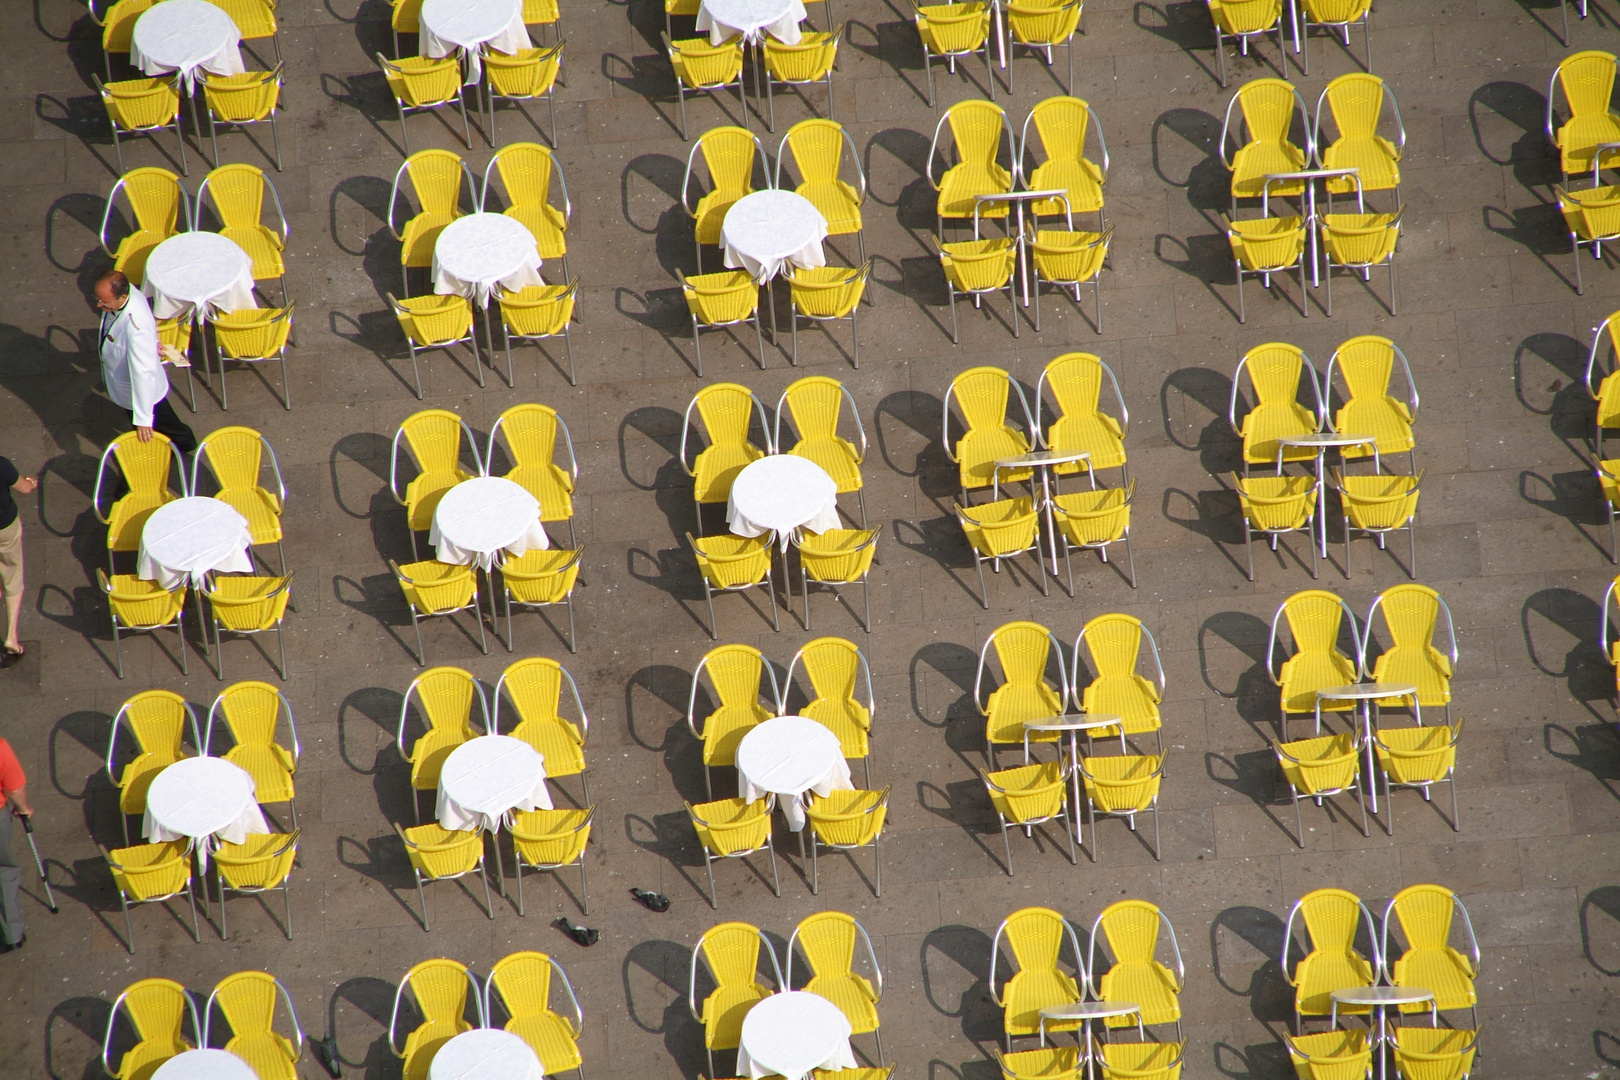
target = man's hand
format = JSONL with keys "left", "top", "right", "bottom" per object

{"left": 12, "top": 476, "right": 37, "bottom": 496}
{"left": 136, "top": 425, "right": 154, "bottom": 443}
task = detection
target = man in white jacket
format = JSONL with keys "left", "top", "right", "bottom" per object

{"left": 94, "top": 270, "right": 195, "bottom": 455}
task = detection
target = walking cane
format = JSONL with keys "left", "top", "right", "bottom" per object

{"left": 19, "top": 815, "right": 58, "bottom": 914}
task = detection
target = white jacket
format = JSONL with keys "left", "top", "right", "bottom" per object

{"left": 99, "top": 288, "right": 167, "bottom": 427}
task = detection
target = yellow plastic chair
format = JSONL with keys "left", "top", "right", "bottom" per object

{"left": 680, "top": 270, "right": 765, "bottom": 374}
{"left": 1076, "top": 752, "right": 1163, "bottom": 860}
{"left": 688, "top": 922, "right": 784, "bottom": 1072}
{"left": 989, "top": 907, "right": 1084, "bottom": 1045}
{"left": 482, "top": 141, "right": 572, "bottom": 277}
{"left": 1220, "top": 79, "right": 1311, "bottom": 210}
{"left": 494, "top": 656, "right": 590, "bottom": 802}
{"left": 499, "top": 548, "right": 582, "bottom": 653}
{"left": 156, "top": 314, "right": 199, "bottom": 411}
{"left": 95, "top": 73, "right": 187, "bottom": 175}
{"left": 775, "top": 376, "right": 868, "bottom": 523}
{"left": 1006, "top": 0, "right": 1084, "bottom": 93}
{"left": 1295, "top": 0, "right": 1371, "bottom": 75}
{"left": 1093, "top": 1041, "right": 1185, "bottom": 1080}
{"left": 106, "top": 689, "right": 200, "bottom": 843}
{"left": 763, "top": 27, "right": 842, "bottom": 131}
{"left": 1051, "top": 482, "right": 1136, "bottom": 590}
{"left": 507, "top": 807, "right": 593, "bottom": 914}
{"left": 1266, "top": 590, "right": 1363, "bottom": 738}
{"left": 101, "top": 977, "right": 199, "bottom": 1080}
{"left": 203, "top": 971, "right": 302, "bottom": 1080}
{"left": 664, "top": 33, "right": 748, "bottom": 139}
{"left": 945, "top": 365, "right": 1036, "bottom": 498}
{"left": 1391, "top": 1027, "right": 1478, "bottom": 1080}
{"left": 523, "top": 0, "right": 562, "bottom": 39}
{"left": 689, "top": 533, "right": 779, "bottom": 638}
{"left": 1315, "top": 74, "right": 1404, "bottom": 197}
{"left": 665, "top": 0, "right": 704, "bottom": 36}
{"left": 787, "top": 262, "right": 871, "bottom": 368}
{"left": 1273, "top": 732, "right": 1369, "bottom": 843}
{"left": 486, "top": 951, "right": 586, "bottom": 1076}
{"left": 485, "top": 43, "right": 565, "bottom": 145}
{"left": 100, "top": 839, "right": 200, "bottom": 951}
{"left": 1088, "top": 901, "right": 1185, "bottom": 1038}
{"left": 956, "top": 497, "right": 1047, "bottom": 607}
{"left": 388, "top": 292, "right": 480, "bottom": 397}
{"left": 391, "top": 559, "right": 485, "bottom": 665}
{"left": 97, "top": 570, "right": 189, "bottom": 679}
{"left": 89, "top": 0, "right": 159, "bottom": 80}
{"left": 1324, "top": 334, "right": 1417, "bottom": 466}
{"left": 788, "top": 912, "right": 885, "bottom": 1051}
{"left": 206, "top": 0, "right": 280, "bottom": 60}
{"left": 99, "top": 167, "right": 190, "bottom": 288}
{"left": 1280, "top": 889, "right": 1380, "bottom": 1028}
{"left": 1556, "top": 183, "right": 1620, "bottom": 293}
{"left": 1234, "top": 473, "right": 1318, "bottom": 580}
{"left": 995, "top": 1046, "right": 1081, "bottom": 1080}
{"left": 1548, "top": 51, "right": 1620, "bottom": 186}
{"left": 199, "top": 162, "right": 290, "bottom": 298}
{"left": 681, "top": 383, "right": 770, "bottom": 519}
{"left": 1588, "top": 312, "right": 1620, "bottom": 468}
{"left": 94, "top": 430, "right": 184, "bottom": 568}
{"left": 929, "top": 100, "right": 1014, "bottom": 232}
{"left": 200, "top": 65, "right": 284, "bottom": 170}
{"left": 1224, "top": 214, "right": 1309, "bottom": 322}
{"left": 1284, "top": 1030, "right": 1371, "bottom": 1080}
{"left": 1602, "top": 460, "right": 1620, "bottom": 563}
{"left": 388, "top": 149, "right": 476, "bottom": 294}
{"left": 377, "top": 53, "right": 471, "bottom": 153}
{"left": 1320, "top": 209, "right": 1402, "bottom": 316}
{"left": 1229, "top": 342, "right": 1323, "bottom": 470}
{"left": 1382, "top": 885, "right": 1480, "bottom": 1025}
{"left": 975, "top": 621, "right": 1068, "bottom": 765}
{"left": 1027, "top": 225, "right": 1112, "bottom": 332}
{"left": 206, "top": 680, "right": 299, "bottom": 823}
{"left": 777, "top": 119, "right": 868, "bottom": 261}
{"left": 803, "top": 786, "right": 889, "bottom": 894}
{"left": 1031, "top": 353, "right": 1125, "bottom": 487}
{"left": 684, "top": 126, "right": 765, "bottom": 271}
{"left": 782, "top": 636, "right": 876, "bottom": 781}
{"left": 1373, "top": 720, "right": 1461, "bottom": 833}
{"left": 193, "top": 426, "right": 287, "bottom": 573}
{"left": 938, "top": 235, "right": 1019, "bottom": 342}
{"left": 388, "top": 960, "right": 485, "bottom": 1080}
{"left": 389, "top": 409, "right": 481, "bottom": 559}
{"left": 201, "top": 568, "right": 292, "bottom": 676}
{"left": 914, "top": 1, "right": 994, "bottom": 106}
{"left": 1021, "top": 97, "right": 1107, "bottom": 224}
{"left": 1363, "top": 584, "right": 1457, "bottom": 720}
{"left": 688, "top": 643, "right": 781, "bottom": 795}
{"left": 687, "top": 797, "right": 780, "bottom": 907}
{"left": 396, "top": 666, "right": 490, "bottom": 819}
{"left": 1329, "top": 468, "right": 1420, "bottom": 577}
{"left": 794, "top": 528, "right": 879, "bottom": 632}
{"left": 1073, "top": 613, "right": 1165, "bottom": 752}
{"left": 395, "top": 822, "right": 494, "bottom": 928}
{"left": 210, "top": 305, "right": 295, "bottom": 410}
{"left": 388, "top": 0, "right": 424, "bottom": 54}
{"left": 1207, "top": 0, "right": 1284, "bottom": 88}
{"left": 495, "top": 281, "right": 578, "bottom": 387}
{"left": 213, "top": 830, "right": 299, "bottom": 940}
{"left": 488, "top": 403, "right": 579, "bottom": 545}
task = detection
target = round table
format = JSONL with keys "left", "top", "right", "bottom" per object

{"left": 1023, "top": 714, "right": 1123, "bottom": 844}
{"left": 151, "top": 1049, "right": 258, "bottom": 1080}
{"left": 995, "top": 449, "right": 1091, "bottom": 573}
{"left": 1038, "top": 1001, "right": 1141, "bottom": 1080}
{"left": 138, "top": 497, "right": 254, "bottom": 590}
{"left": 736, "top": 991, "right": 857, "bottom": 1080}
{"left": 420, "top": 0, "right": 530, "bottom": 84}
{"left": 1330, "top": 986, "right": 1434, "bottom": 1080}
{"left": 734, "top": 715, "right": 852, "bottom": 831}
{"left": 698, "top": 0, "right": 807, "bottom": 44}
{"left": 143, "top": 757, "right": 269, "bottom": 867}
{"left": 437, "top": 734, "right": 552, "bottom": 833}
{"left": 1316, "top": 682, "right": 1418, "bottom": 816}
{"left": 130, "top": 0, "right": 245, "bottom": 92}
{"left": 433, "top": 213, "right": 545, "bottom": 307}
{"left": 430, "top": 476, "right": 549, "bottom": 572}
{"left": 143, "top": 232, "right": 258, "bottom": 320}
{"left": 727, "top": 454, "right": 839, "bottom": 549}
{"left": 427, "top": 1028, "right": 544, "bottom": 1080}
{"left": 1273, "top": 432, "right": 1379, "bottom": 556}
{"left": 721, "top": 190, "right": 828, "bottom": 282}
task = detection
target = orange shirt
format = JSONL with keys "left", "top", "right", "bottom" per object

{"left": 0, "top": 738, "right": 23, "bottom": 809}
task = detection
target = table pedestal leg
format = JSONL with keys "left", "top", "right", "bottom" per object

{"left": 1315, "top": 448, "right": 1328, "bottom": 557}
{"left": 1069, "top": 730, "right": 1084, "bottom": 845}
{"left": 768, "top": 277, "right": 778, "bottom": 345}
{"left": 1082, "top": 1018, "right": 1095, "bottom": 1080}
{"left": 1375, "top": 1004, "right": 1387, "bottom": 1080}
{"left": 1306, "top": 183, "right": 1320, "bottom": 288}
{"left": 491, "top": 826, "right": 507, "bottom": 897}
{"left": 1042, "top": 466, "right": 1062, "bottom": 576}
{"left": 1362, "top": 700, "right": 1379, "bottom": 816}
{"left": 1017, "top": 202, "right": 1031, "bottom": 307}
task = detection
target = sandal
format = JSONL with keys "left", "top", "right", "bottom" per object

{"left": 1, "top": 646, "right": 24, "bottom": 669}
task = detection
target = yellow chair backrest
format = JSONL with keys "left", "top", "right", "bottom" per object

{"left": 1228, "top": 215, "right": 1306, "bottom": 272}
{"left": 197, "top": 425, "right": 269, "bottom": 496}
{"left": 1367, "top": 583, "right": 1452, "bottom": 703}
{"left": 510, "top": 807, "right": 592, "bottom": 864}
{"left": 1287, "top": 1030, "right": 1370, "bottom": 1080}
{"left": 699, "top": 126, "right": 758, "bottom": 198}
{"left": 806, "top": 787, "right": 887, "bottom": 845}
{"left": 1387, "top": 884, "right": 1460, "bottom": 953}
{"left": 403, "top": 958, "right": 475, "bottom": 1027}
{"left": 1096, "top": 899, "right": 1166, "bottom": 967}
{"left": 204, "top": 68, "right": 281, "bottom": 122}
{"left": 683, "top": 270, "right": 758, "bottom": 324}
{"left": 215, "top": 831, "right": 298, "bottom": 888}
{"left": 380, "top": 54, "right": 461, "bottom": 107}
{"left": 1002, "top": 906, "right": 1071, "bottom": 973}
{"left": 691, "top": 534, "right": 771, "bottom": 588}
{"left": 214, "top": 680, "right": 286, "bottom": 751}
{"left": 794, "top": 910, "right": 863, "bottom": 976}
{"left": 1332, "top": 333, "right": 1398, "bottom": 407}
{"left": 107, "top": 839, "right": 192, "bottom": 899}
{"left": 699, "top": 643, "right": 769, "bottom": 712}
{"left": 782, "top": 376, "right": 849, "bottom": 448}
{"left": 400, "top": 408, "right": 470, "bottom": 477}
{"left": 670, "top": 34, "right": 745, "bottom": 86}
{"left": 391, "top": 0, "right": 424, "bottom": 31}
{"left": 1321, "top": 73, "right": 1385, "bottom": 141}
{"left": 101, "top": 77, "right": 181, "bottom": 128}
{"left": 694, "top": 382, "right": 759, "bottom": 450}
{"left": 999, "top": 1046, "right": 1080, "bottom": 1080}
{"left": 499, "top": 656, "right": 567, "bottom": 724}
{"left": 1321, "top": 211, "right": 1400, "bottom": 264}
{"left": 207, "top": 575, "right": 292, "bottom": 631}
{"left": 990, "top": 621, "right": 1060, "bottom": 697}
{"left": 212, "top": 306, "right": 293, "bottom": 358}
{"left": 1077, "top": 610, "right": 1159, "bottom": 708}
{"left": 1297, "top": 887, "right": 1368, "bottom": 959}
{"left": 501, "top": 282, "right": 577, "bottom": 337}
{"left": 1246, "top": 342, "right": 1310, "bottom": 408}
{"left": 486, "top": 44, "right": 563, "bottom": 97}
{"left": 1054, "top": 484, "right": 1132, "bottom": 547}
{"left": 958, "top": 497, "right": 1039, "bottom": 556}
{"left": 1210, "top": 0, "right": 1283, "bottom": 33}
{"left": 1280, "top": 589, "right": 1356, "bottom": 663}
{"left": 1080, "top": 753, "right": 1161, "bottom": 812}
{"left": 917, "top": 1, "right": 991, "bottom": 52}
{"left": 798, "top": 528, "right": 877, "bottom": 582}
{"left": 1235, "top": 474, "right": 1315, "bottom": 531}
{"left": 1238, "top": 78, "right": 1301, "bottom": 146}
{"left": 120, "top": 689, "right": 193, "bottom": 757}
{"left": 765, "top": 29, "right": 839, "bottom": 81}
{"left": 119, "top": 167, "right": 186, "bottom": 238}
{"left": 111, "top": 430, "right": 180, "bottom": 501}
{"left": 100, "top": 0, "right": 158, "bottom": 51}
{"left": 1392, "top": 1027, "right": 1476, "bottom": 1080}
{"left": 210, "top": 970, "right": 282, "bottom": 1041}
{"left": 700, "top": 921, "right": 772, "bottom": 987}
{"left": 1559, "top": 50, "right": 1619, "bottom": 122}
{"left": 1337, "top": 471, "right": 1420, "bottom": 529}
{"left": 797, "top": 636, "right": 866, "bottom": 711}
{"left": 1559, "top": 184, "right": 1620, "bottom": 240}
{"left": 948, "top": 98, "right": 1007, "bottom": 166}
{"left": 1007, "top": 0, "right": 1081, "bottom": 43}
{"left": 494, "top": 403, "right": 562, "bottom": 471}
{"left": 118, "top": 975, "right": 194, "bottom": 1048}
{"left": 408, "top": 666, "right": 481, "bottom": 739}
{"left": 490, "top": 951, "right": 561, "bottom": 1020}
{"left": 1301, "top": 0, "right": 1369, "bottom": 19}
{"left": 406, "top": 149, "right": 469, "bottom": 221}
{"left": 951, "top": 365, "right": 1022, "bottom": 437}
{"left": 525, "top": 0, "right": 561, "bottom": 20}
{"left": 784, "top": 118, "right": 848, "bottom": 186}
{"left": 492, "top": 142, "right": 560, "bottom": 210}
{"left": 790, "top": 264, "right": 868, "bottom": 318}
{"left": 941, "top": 238, "right": 1016, "bottom": 289}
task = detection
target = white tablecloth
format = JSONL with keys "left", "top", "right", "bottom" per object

{"left": 433, "top": 213, "right": 545, "bottom": 307}
{"left": 429, "top": 1029, "right": 544, "bottom": 1080}
{"left": 734, "top": 715, "right": 852, "bottom": 831}
{"left": 429, "top": 476, "right": 550, "bottom": 572}
{"left": 143, "top": 232, "right": 258, "bottom": 320}
{"left": 151, "top": 1049, "right": 259, "bottom": 1080}
{"left": 130, "top": 0, "right": 245, "bottom": 93}
{"left": 436, "top": 734, "right": 552, "bottom": 832}
{"left": 727, "top": 454, "right": 840, "bottom": 550}
{"left": 737, "top": 992, "right": 858, "bottom": 1080}
{"left": 421, "top": 0, "right": 529, "bottom": 84}
{"left": 698, "top": 0, "right": 807, "bottom": 44}
{"left": 721, "top": 190, "right": 828, "bottom": 282}
{"left": 143, "top": 757, "right": 269, "bottom": 869}
{"left": 138, "top": 497, "right": 254, "bottom": 589}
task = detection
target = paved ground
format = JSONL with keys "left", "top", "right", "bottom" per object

{"left": 0, "top": 0, "right": 1617, "bottom": 1077}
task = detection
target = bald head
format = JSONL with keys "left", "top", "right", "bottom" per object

{"left": 94, "top": 270, "right": 130, "bottom": 313}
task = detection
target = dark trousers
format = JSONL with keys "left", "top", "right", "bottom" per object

{"left": 138, "top": 396, "right": 197, "bottom": 457}
{"left": 0, "top": 805, "right": 22, "bottom": 945}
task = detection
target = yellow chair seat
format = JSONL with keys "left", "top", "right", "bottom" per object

{"left": 1098, "top": 964, "right": 1180, "bottom": 1026}
{"left": 117, "top": 1038, "right": 190, "bottom": 1080}
{"left": 403, "top": 470, "right": 472, "bottom": 533}
{"left": 510, "top": 715, "right": 585, "bottom": 777}
{"left": 506, "top": 1012, "right": 583, "bottom": 1073}
{"left": 402, "top": 1020, "right": 466, "bottom": 1080}
{"left": 702, "top": 981, "right": 770, "bottom": 1048}
{"left": 1294, "top": 952, "right": 1376, "bottom": 1016}
{"left": 216, "top": 487, "right": 283, "bottom": 545}
{"left": 799, "top": 180, "right": 863, "bottom": 235}
{"left": 790, "top": 436, "right": 863, "bottom": 492}
{"left": 693, "top": 443, "right": 765, "bottom": 504}
{"left": 958, "top": 426, "right": 1032, "bottom": 489}
{"left": 113, "top": 229, "right": 167, "bottom": 286}
{"left": 805, "top": 972, "right": 879, "bottom": 1032}
{"left": 225, "top": 744, "right": 295, "bottom": 803}
{"left": 1277, "top": 733, "right": 1359, "bottom": 793}
{"left": 108, "top": 490, "right": 178, "bottom": 552}
{"left": 1322, "top": 137, "right": 1401, "bottom": 193}
{"left": 505, "top": 204, "right": 568, "bottom": 259}
{"left": 699, "top": 702, "right": 771, "bottom": 767}
{"left": 400, "top": 211, "right": 459, "bottom": 269}
{"left": 1231, "top": 142, "right": 1309, "bottom": 200}
{"left": 938, "top": 164, "right": 1012, "bottom": 219}
{"left": 1029, "top": 159, "right": 1104, "bottom": 216}
{"left": 1392, "top": 950, "right": 1476, "bottom": 1012}
{"left": 224, "top": 1032, "right": 298, "bottom": 1080}
{"left": 1004, "top": 968, "right": 1081, "bottom": 1035}
{"left": 986, "top": 684, "right": 1064, "bottom": 745}
{"left": 804, "top": 695, "right": 870, "bottom": 758}
{"left": 508, "top": 462, "right": 574, "bottom": 521}
{"left": 221, "top": 223, "right": 285, "bottom": 280}
{"left": 1279, "top": 655, "right": 1359, "bottom": 714}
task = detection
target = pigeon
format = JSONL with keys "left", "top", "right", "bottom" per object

{"left": 630, "top": 887, "right": 670, "bottom": 912}
{"left": 554, "top": 916, "right": 600, "bottom": 947}
{"left": 311, "top": 1034, "right": 343, "bottom": 1078}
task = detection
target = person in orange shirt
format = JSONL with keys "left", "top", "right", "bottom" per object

{"left": 0, "top": 737, "right": 34, "bottom": 951}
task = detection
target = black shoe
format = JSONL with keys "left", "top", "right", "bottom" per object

{"left": 630, "top": 887, "right": 670, "bottom": 912}
{"left": 311, "top": 1033, "right": 343, "bottom": 1078}
{"left": 553, "top": 916, "right": 599, "bottom": 947}
{"left": 0, "top": 935, "right": 25, "bottom": 953}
